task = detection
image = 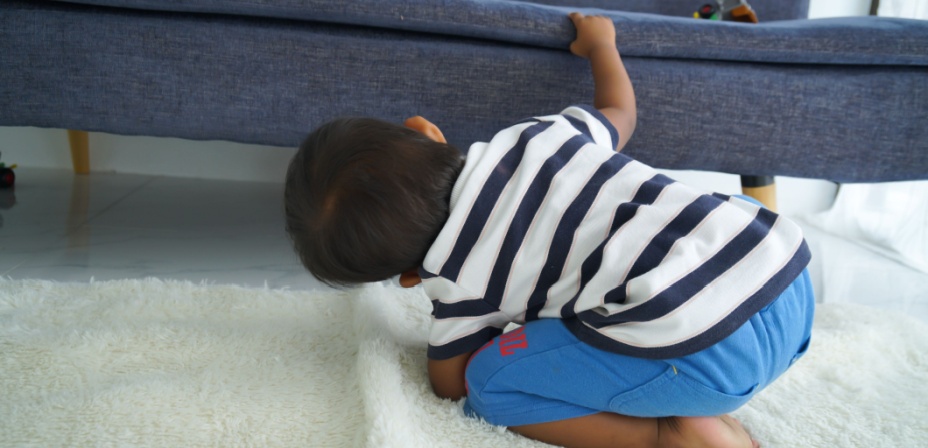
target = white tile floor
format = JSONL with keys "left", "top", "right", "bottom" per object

{"left": 3, "top": 168, "right": 927, "bottom": 323}
{"left": 1, "top": 168, "right": 331, "bottom": 291}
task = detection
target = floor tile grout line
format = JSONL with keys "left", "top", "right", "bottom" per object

{"left": 69, "top": 175, "right": 161, "bottom": 231}
{"left": 1, "top": 261, "right": 25, "bottom": 277}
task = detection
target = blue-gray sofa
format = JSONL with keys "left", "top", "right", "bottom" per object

{"left": 2, "top": 0, "right": 926, "bottom": 182}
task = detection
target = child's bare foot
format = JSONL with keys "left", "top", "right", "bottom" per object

{"left": 658, "top": 415, "right": 760, "bottom": 448}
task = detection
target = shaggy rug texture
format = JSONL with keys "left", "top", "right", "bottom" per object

{"left": 1, "top": 278, "right": 926, "bottom": 447}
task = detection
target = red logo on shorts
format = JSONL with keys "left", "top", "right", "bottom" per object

{"left": 499, "top": 326, "right": 528, "bottom": 357}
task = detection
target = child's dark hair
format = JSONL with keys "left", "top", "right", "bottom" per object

{"left": 285, "top": 117, "right": 464, "bottom": 286}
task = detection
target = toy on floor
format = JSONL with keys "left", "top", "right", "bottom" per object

{"left": 694, "top": 0, "right": 758, "bottom": 23}
{"left": 0, "top": 151, "right": 16, "bottom": 189}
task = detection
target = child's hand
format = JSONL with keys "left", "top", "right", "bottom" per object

{"left": 404, "top": 116, "right": 447, "bottom": 143}
{"left": 568, "top": 12, "right": 617, "bottom": 59}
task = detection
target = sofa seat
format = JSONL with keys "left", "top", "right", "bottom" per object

{"left": 2, "top": 0, "right": 927, "bottom": 182}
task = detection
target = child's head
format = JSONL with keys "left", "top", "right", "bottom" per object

{"left": 285, "top": 117, "right": 464, "bottom": 287}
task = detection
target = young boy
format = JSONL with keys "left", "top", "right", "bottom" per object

{"left": 285, "top": 12, "right": 813, "bottom": 448}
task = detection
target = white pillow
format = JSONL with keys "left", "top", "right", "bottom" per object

{"left": 806, "top": 181, "right": 928, "bottom": 274}
{"left": 878, "top": 0, "right": 928, "bottom": 20}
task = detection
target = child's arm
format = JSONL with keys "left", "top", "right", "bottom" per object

{"left": 401, "top": 117, "right": 471, "bottom": 400}
{"left": 569, "top": 12, "right": 637, "bottom": 152}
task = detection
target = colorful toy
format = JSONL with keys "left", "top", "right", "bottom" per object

{"left": 0, "top": 151, "right": 16, "bottom": 189}
{"left": 694, "top": 0, "right": 758, "bottom": 23}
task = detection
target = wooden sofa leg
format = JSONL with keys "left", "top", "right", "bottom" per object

{"left": 67, "top": 130, "right": 90, "bottom": 174}
{"left": 740, "top": 175, "right": 777, "bottom": 212}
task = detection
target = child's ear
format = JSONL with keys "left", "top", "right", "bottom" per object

{"left": 398, "top": 269, "right": 422, "bottom": 288}
{"left": 404, "top": 116, "right": 447, "bottom": 143}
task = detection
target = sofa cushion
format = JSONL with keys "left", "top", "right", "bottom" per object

{"left": 523, "top": 0, "right": 810, "bottom": 22}
{"left": 5, "top": 0, "right": 927, "bottom": 182}
{"left": 52, "top": 0, "right": 928, "bottom": 66}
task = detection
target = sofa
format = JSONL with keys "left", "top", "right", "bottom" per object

{"left": 2, "top": 0, "right": 926, "bottom": 183}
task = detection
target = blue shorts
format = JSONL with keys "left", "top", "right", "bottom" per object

{"left": 463, "top": 269, "right": 815, "bottom": 427}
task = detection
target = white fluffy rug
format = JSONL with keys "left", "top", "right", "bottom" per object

{"left": 1, "top": 279, "right": 926, "bottom": 448}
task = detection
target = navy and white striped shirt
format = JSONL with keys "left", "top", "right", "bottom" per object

{"left": 421, "top": 106, "right": 810, "bottom": 360}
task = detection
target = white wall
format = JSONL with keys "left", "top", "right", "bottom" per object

{"left": 808, "top": 0, "right": 872, "bottom": 18}
{"left": 0, "top": 0, "right": 865, "bottom": 208}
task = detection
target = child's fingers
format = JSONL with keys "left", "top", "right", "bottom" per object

{"left": 569, "top": 12, "right": 590, "bottom": 29}
{"left": 570, "top": 12, "right": 614, "bottom": 35}
{"left": 568, "top": 12, "right": 586, "bottom": 56}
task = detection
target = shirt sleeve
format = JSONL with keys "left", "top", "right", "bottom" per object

{"left": 560, "top": 105, "right": 620, "bottom": 150}
{"left": 422, "top": 276, "right": 508, "bottom": 360}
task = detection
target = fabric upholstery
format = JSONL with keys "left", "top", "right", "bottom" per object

{"left": 54, "top": 0, "right": 811, "bottom": 23}
{"left": 1, "top": 0, "right": 926, "bottom": 182}
{"left": 49, "top": 0, "right": 924, "bottom": 65}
